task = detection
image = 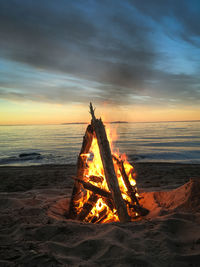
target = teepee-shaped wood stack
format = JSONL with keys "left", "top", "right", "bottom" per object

{"left": 68, "top": 103, "right": 148, "bottom": 223}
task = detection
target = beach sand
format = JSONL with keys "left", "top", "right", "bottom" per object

{"left": 0, "top": 163, "right": 200, "bottom": 266}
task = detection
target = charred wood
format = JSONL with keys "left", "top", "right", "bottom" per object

{"left": 96, "top": 208, "right": 108, "bottom": 224}
{"left": 89, "top": 175, "right": 104, "bottom": 183}
{"left": 77, "top": 193, "right": 98, "bottom": 221}
{"left": 69, "top": 125, "right": 94, "bottom": 219}
{"left": 113, "top": 155, "right": 140, "bottom": 206}
{"left": 89, "top": 103, "right": 130, "bottom": 223}
{"left": 112, "top": 155, "right": 149, "bottom": 216}
{"left": 70, "top": 176, "right": 112, "bottom": 199}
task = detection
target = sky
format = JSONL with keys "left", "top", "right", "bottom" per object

{"left": 0, "top": 0, "right": 200, "bottom": 124}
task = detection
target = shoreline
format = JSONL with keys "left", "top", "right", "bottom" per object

{"left": 1, "top": 162, "right": 200, "bottom": 193}
{"left": 1, "top": 160, "right": 200, "bottom": 168}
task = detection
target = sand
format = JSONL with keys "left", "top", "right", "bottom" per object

{"left": 0, "top": 163, "right": 200, "bottom": 267}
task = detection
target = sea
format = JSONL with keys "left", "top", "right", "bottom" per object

{"left": 0, "top": 121, "right": 200, "bottom": 166}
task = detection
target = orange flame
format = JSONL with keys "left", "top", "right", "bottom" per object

{"left": 75, "top": 124, "right": 139, "bottom": 223}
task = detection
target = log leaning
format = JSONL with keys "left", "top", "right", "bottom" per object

{"left": 112, "top": 155, "right": 149, "bottom": 217}
{"left": 68, "top": 125, "right": 94, "bottom": 219}
{"left": 90, "top": 103, "right": 130, "bottom": 223}
{"left": 113, "top": 155, "right": 139, "bottom": 206}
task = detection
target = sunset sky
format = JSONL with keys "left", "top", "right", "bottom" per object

{"left": 0, "top": 0, "right": 200, "bottom": 124}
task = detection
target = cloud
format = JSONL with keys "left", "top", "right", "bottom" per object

{"left": 0, "top": 1, "right": 156, "bottom": 81}
{"left": 0, "top": 0, "right": 200, "bottom": 106}
{"left": 130, "top": 0, "right": 200, "bottom": 47}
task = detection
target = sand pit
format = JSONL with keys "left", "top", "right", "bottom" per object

{"left": 0, "top": 164, "right": 200, "bottom": 266}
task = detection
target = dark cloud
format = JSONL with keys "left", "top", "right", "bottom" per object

{"left": 130, "top": 0, "right": 200, "bottom": 47}
{"left": 0, "top": 1, "right": 155, "bottom": 84}
{"left": 0, "top": 0, "right": 200, "bottom": 106}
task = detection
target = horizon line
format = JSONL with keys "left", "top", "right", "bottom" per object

{"left": 1, "top": 119, "right": 200, "bottom": 126}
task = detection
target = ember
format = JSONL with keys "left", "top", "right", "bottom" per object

{"left": 68, "top": 103, "right": 148, "bottom": 223}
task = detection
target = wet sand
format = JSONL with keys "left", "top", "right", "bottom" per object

{"left": 0, "top": 163, "right": 200, "bottom": 266}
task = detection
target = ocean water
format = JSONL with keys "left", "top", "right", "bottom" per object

{"left": 0, "top": 121, "right": 200, "bottom": 166}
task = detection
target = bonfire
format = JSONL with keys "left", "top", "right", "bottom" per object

{"left": 68, "top": 103, "right": 148, "bottom": 223}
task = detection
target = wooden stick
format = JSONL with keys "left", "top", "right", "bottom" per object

{"left": 95, "top": 208, "right": 108, "bottom": 224}
{"left": 68, "top": 125, "right": 94, "bottom": 219}
{"left": 77, "top": 124, "right": 94, "bottom": 179}
{"left": 90, "top": 207, "right": 108, "bottom": 224}
{"left": 104, "top": 198, "right": 114, "bottom": 211}
{"left": 131, "top": 204, "right": 149, "bottom": 217}
{"left": 77, "top": 193, "right": 98, "bottom": 221}
{"left": 71, "top": 176, "right": 112, "bottom": 199}
{"left": 90, "top": 103, "right": 130, "bottom": 222}
{"left": 89, "top": 175, "right": 104, "bottom": 183}
{"left": 112, "top": 155, "right": 149, "bottom": 216}
{"left": 113, "top": 155, "right": 139, "bottom": 206}
{"left": 70, "top": 177, "right": 148, "bottom": 217}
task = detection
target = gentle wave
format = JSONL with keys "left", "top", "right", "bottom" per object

{"left": 0, "top": 121, "right": 200, "bottom": 165}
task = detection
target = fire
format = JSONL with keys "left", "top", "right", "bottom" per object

{"left": 74, "top": 124, "right": 139, "bottom": 223}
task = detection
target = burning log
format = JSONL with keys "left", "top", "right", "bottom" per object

{"left": 119, "top": 162, "right": 149, "bottom": 216}
{"left": 71, "top": 176, "right": 148, "bottom": 217}
{"left": 68, "top": 102, "right": 148, "bottom": 223}
{"left": 68, "top": 125, "right": 94, "bottom": 219}
{"left": 90, "top": 103, "right": 130, "bottom": 223}
{"left": 89, "top": 175, "right": 104, "bottom": 183}
{"left": 90, "top": 207, "right": 108, "bottom": 224}
{"left": 71, "top": 176, "right": 112, "bottom": 199}
{"left": 96, "top": 208, "right": 108, "bottom": 224}
{"left": 77, "top": 193, "right": 98, "bottom": 221}
{"left": 113, "top": 155, "right": 139, "bottom": 206}
{"left": 113, "top": 155, "right": 149, "bottom": 217}
{"left": 70, "top": 176, "right": 116, "bottom": 222}
{"left": 77, "top": 124, "right": 94, "bottom": 179}
{"left": 131, "top": 204, "right": 149, "bottom": 217}
{"left": 104, "top": 198, "right": 114, "bottom": 211}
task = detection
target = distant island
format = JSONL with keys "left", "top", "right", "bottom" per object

{"left": 61, "top": 122, "right": 87, "bottom": 125}
{"left": 61, "top": 121, "right": 128, "bottom": 125}
{"left": 110, "top": 121, "right": 128, "bottom": 124}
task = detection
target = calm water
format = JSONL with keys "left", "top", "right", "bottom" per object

{"left": 0, "top": 121, "right": 200, "bottom": 166}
